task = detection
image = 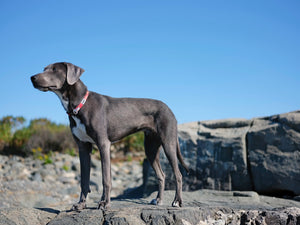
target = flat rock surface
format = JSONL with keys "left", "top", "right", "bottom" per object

{"left": 1, "top": 190, "right": 300, "bottom": 225}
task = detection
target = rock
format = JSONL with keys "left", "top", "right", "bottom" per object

{"left": 239, "top": 207, "right": 300, "bottom": 225}
{"left": 143, "top": 110, "right": 300, "bottom": 197}
{"left": 47, "top": 210, "right": 104, "bottom": 225}
{"left": 247, "top": 113, "right": 300, "bottom": 195}
{"left": 2, "top": 190, "right": 299, "bottom": 225}
{"left": 71, "top": 159, "right": 80, "bottom": 172}
{"left": 0, "top": 207, "right": 58, "bottom": 225}
{"left": 31, "top": 171, "right": 42, "bottom": 182}
{"left": 143, "top": 118, "right": 254, "bottom": 196}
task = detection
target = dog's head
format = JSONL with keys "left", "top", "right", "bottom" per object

{"left": 31, "top": 62, "right": 85, "bottom": 92}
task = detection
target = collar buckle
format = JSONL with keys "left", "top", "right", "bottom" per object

{"left": 68, "top": 90, "right": 89, "bottom": 116}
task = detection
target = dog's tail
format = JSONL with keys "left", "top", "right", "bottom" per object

{"left": 177, "top": 138, "right": 189, "bottom": 174}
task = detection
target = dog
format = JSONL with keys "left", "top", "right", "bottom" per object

{"left": 31, "top": 62, "right": 189, "bottom": 210}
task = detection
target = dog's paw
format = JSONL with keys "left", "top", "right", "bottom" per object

{"left": 71, "top": 202, "right": 86, "bottom": 211}
{"left": 150, "top": 198, "right": 163, "bottom": 206}
{"left": 97, "top": 201, "right": 111, "bottom": 210}
{"left": 171, "top": 200, "right": 182, "bottom": 208}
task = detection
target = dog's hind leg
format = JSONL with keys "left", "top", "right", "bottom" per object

{"left": 144, "top": 132, "right": 165, "bottom": 205}
{"left": 72, "top": 141, "right": 92, "bottom": 211}
{"left": 162, "top": 139, "right": 183, "bottom": 207}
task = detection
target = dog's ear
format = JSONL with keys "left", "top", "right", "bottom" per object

{"left": 65, "top": 63, "right": 85, "bottom": 85}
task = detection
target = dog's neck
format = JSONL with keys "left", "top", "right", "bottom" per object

{"left": 54, "top": 80, "right": 88, "bottom": 115}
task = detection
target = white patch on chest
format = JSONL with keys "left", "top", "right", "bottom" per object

{"left": 54, "top": 91, "right": 69, "bottom": 111}
{"left": 71, "top": 116, "right": 95, "bottom": 144}
{"left": 53, "top": 91, "right": 94, "bottom": 143}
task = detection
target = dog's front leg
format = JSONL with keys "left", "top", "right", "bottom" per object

{"left": 72, "top": 141, "right": 92, "bottom": 211}
{"left": 97, "top": 141, "right": 112, "bottom": 210}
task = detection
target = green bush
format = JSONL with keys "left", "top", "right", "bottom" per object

{"left": 0, "top": 116, "right": 26, "bottom": 155}
{"left": 0, "top": 116, "right": 76, "bottom": 156}
{"left": 25, "top": 118, "right": 76, "bottom": 155}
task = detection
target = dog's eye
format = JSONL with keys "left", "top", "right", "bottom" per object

{"left": 52, "top": 67, "right": 56, "bottom": 72}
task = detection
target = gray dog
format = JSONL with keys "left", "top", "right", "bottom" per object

{"left": 31, "top": 62, "right": 188, "bottom": 210}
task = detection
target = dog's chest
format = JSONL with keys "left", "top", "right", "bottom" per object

{"left": 71, "top": 117, "right": 95, "bottom": 144}
{"left": 54, "top": 91, "right": 69, "bottom": 111}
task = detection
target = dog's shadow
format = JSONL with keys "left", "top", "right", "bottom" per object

{"left": 111, "top": 197, "right": 149, "bottom": 205}
{"left": 35, "top": 198, "right": 150, "bottom": 215}
{"left": 35, "top": 207, "right": 60, "bottom": 214}
{"left": 35, "top": 186, "right": 150, "bottom": 215}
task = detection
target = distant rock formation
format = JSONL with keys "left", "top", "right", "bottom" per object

{"left": 143, "top": 110, "right": 300, "bottom": 197}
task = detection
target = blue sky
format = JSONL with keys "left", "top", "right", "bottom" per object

{"left": 0, "top": 1, "right": 299, "bottom": 125}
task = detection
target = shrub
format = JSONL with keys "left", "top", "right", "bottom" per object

{"left": 0, "top": 117, "right": 76, "bottom": 156}
{"left": 112, "top": 131, "right": 144, "bottom": 155}
{"left": 0, "top": 116, "right": 26, "bottom": 155}
{"left": 25, "top": 118, "right": 76, "bottom": 155}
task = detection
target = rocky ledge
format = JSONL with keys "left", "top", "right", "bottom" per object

{"left": 1, "top": 190, "right": 300, "bottom": 225}
{"left": 144, "top": 110, "right": 300, "bottom": 198}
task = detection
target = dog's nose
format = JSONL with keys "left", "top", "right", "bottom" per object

{"left": 31, "top": 75, "right": 37, "bottom": 83}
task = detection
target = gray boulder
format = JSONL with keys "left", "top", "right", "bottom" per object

{"left": 247, "top": 112, "right": 300, "bottom": 195}
{"left": 143, "top": 110, "right": 300, "bottom": 196}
